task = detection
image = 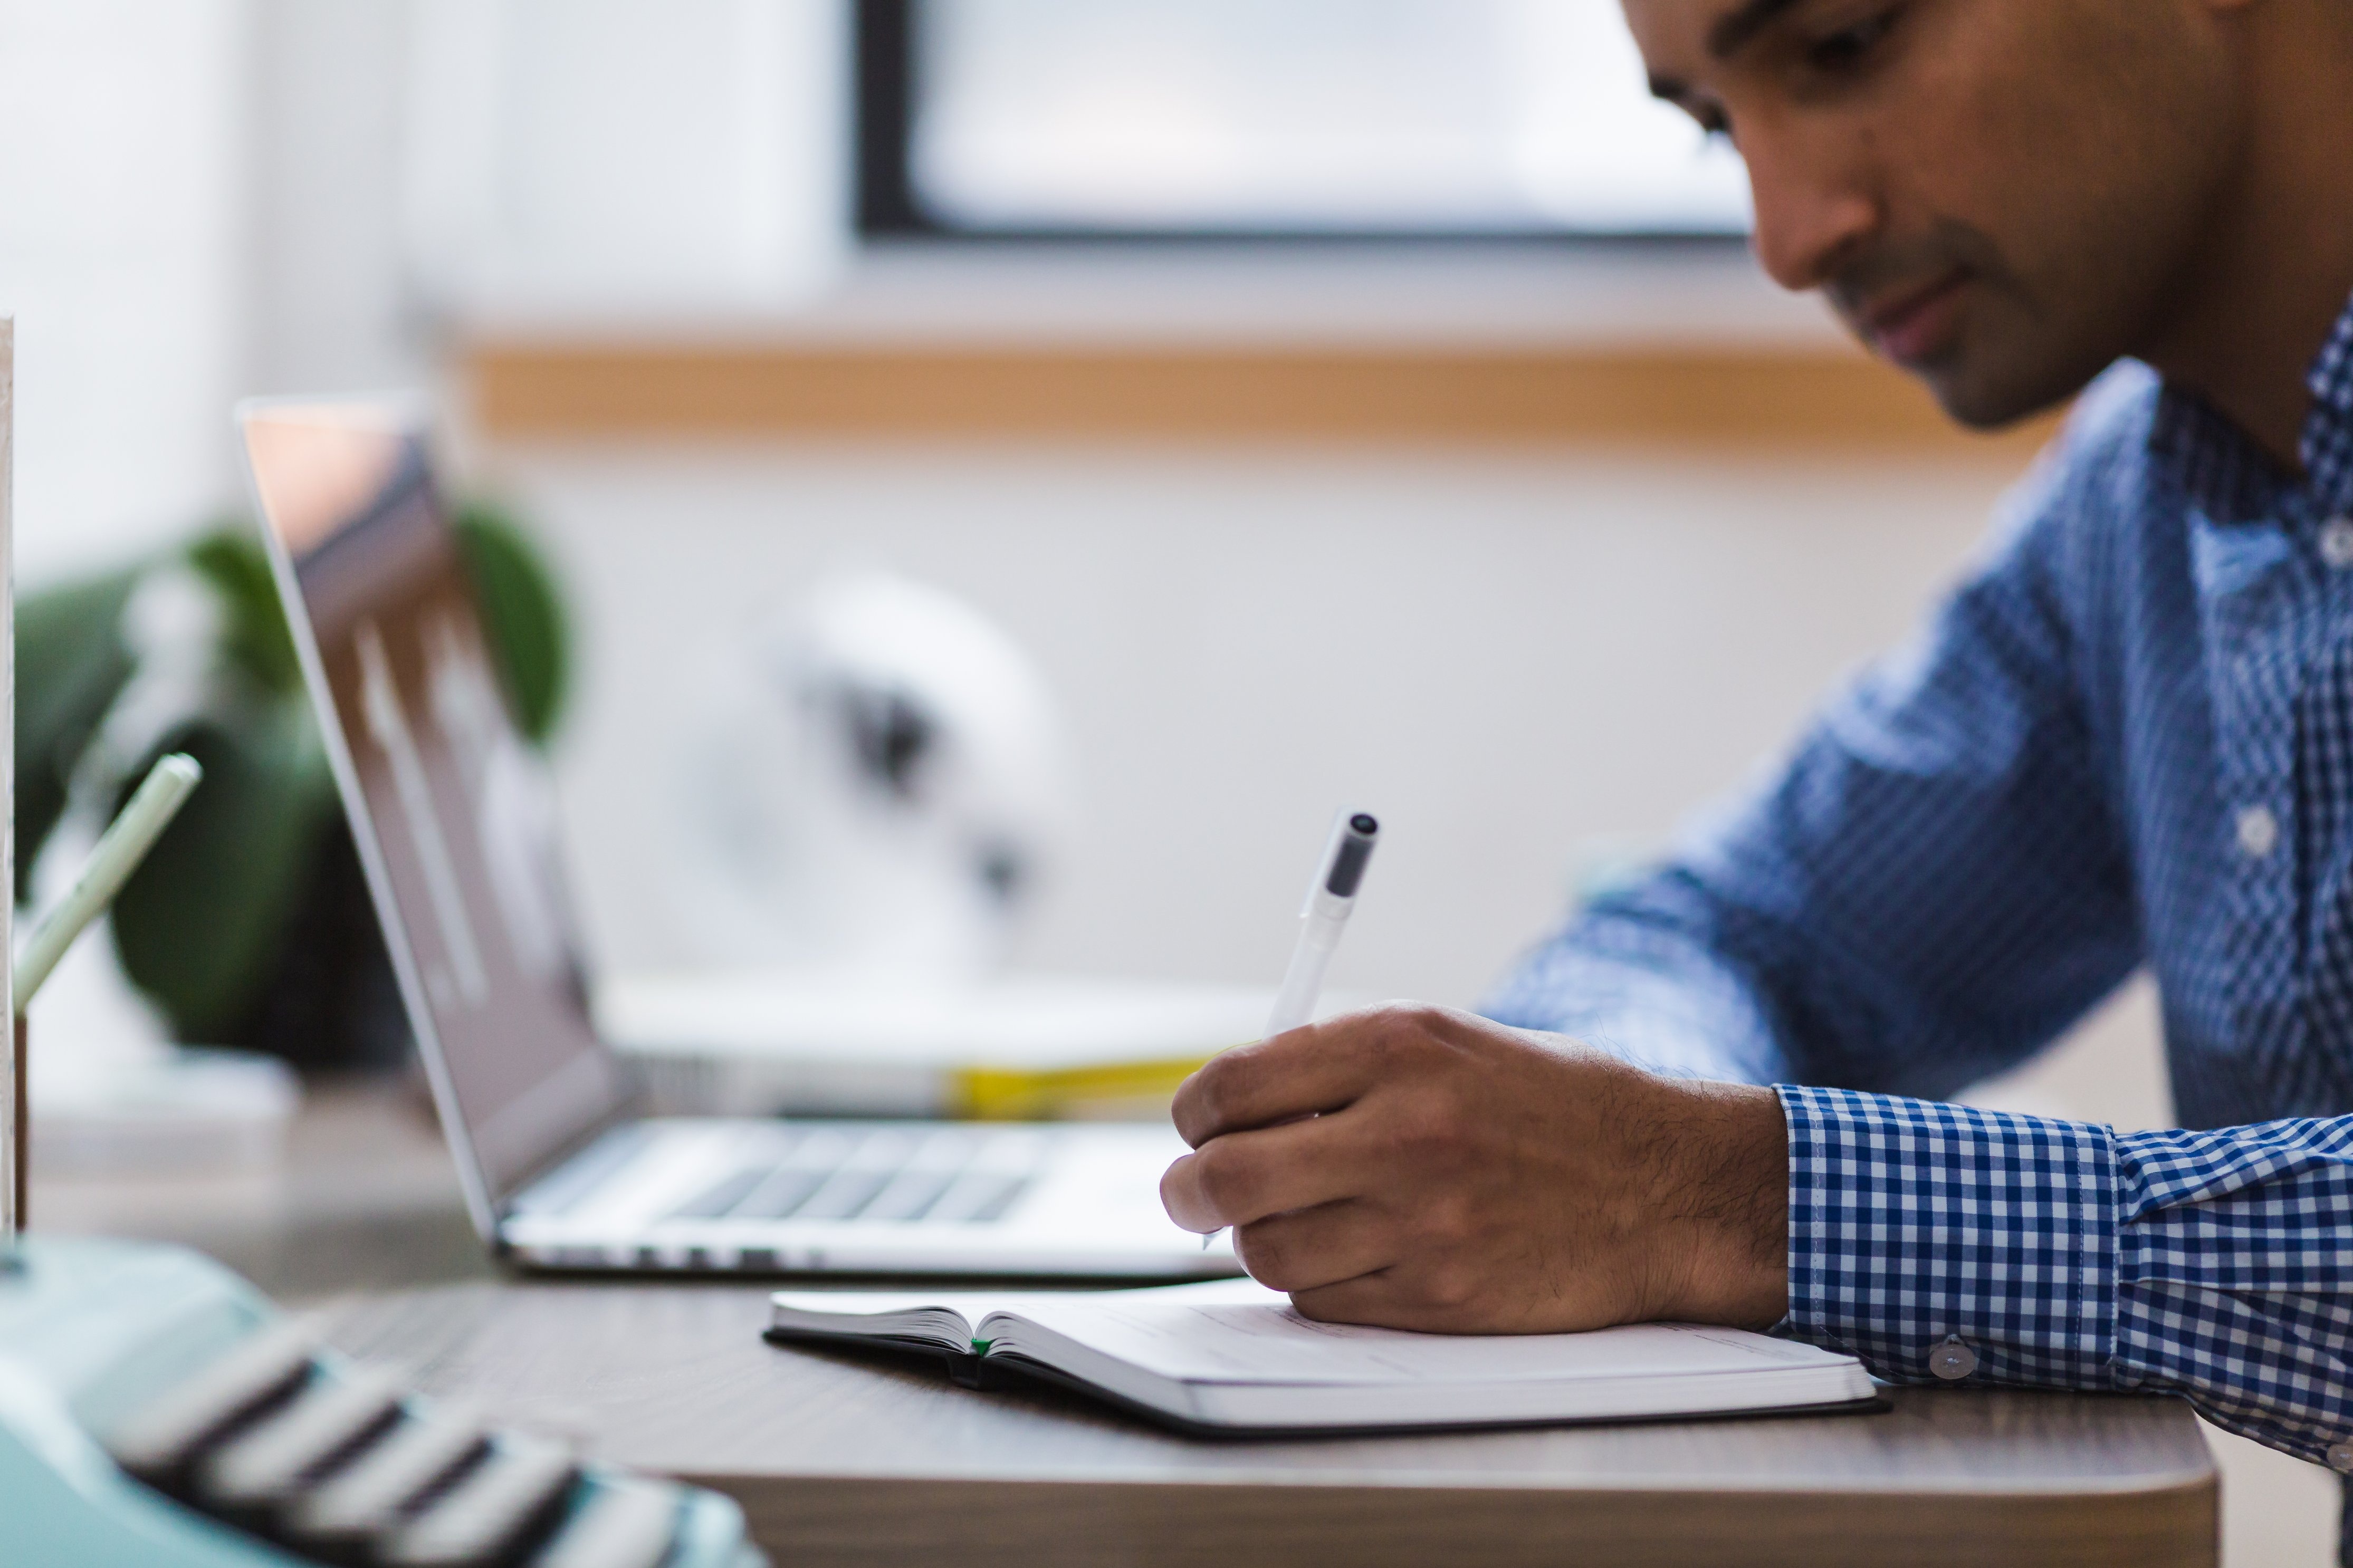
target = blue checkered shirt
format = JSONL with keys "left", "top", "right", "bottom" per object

{"left": 1487, "top": 296, "right": 2353, "bottom": 1506}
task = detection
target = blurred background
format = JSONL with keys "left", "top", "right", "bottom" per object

{"left": 0, "top": 3, "right": 2328, "bottom": 1557}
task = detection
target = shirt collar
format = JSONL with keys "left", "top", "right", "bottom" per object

{"left": 2149, "top": 285, "right": 2353, "bottom": 524}
{"left": 2303, "top": 294, "right": 2353, "bottom": 511}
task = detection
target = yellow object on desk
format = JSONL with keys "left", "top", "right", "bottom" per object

{"left": 597, "top": 970, "right": 1340, "bottom": 1119}
{"left": 949, "top": 1054, "right": 1218, "bottom": 1122}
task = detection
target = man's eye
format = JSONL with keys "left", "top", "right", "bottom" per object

{"left": 1806, "top": 7, "right": 1901, "bottom": 72}
{"left": 1673, "top": 98, "right": 1732, "bottom": 141}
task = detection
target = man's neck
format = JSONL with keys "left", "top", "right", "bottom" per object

{"left": 2134, "top": 3, "right": 2353, "bottom": 472}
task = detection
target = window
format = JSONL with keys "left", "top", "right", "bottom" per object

{"left": 859, "top": 0, "right": 1750, "bottom": 239}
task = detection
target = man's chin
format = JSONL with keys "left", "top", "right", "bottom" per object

{"left": 1914, "top": 355, "right": 2088, "bottom": 432}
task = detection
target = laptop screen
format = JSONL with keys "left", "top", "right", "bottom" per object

{"left": 239, "top": 400, "right": 627, "bottom": 1215}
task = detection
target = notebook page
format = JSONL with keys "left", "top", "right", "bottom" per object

{"left": 768, "top": 1291, "right": 994, "bottom": 1349}
{"left": 987, "top": 1279, "right": 1852, "bottom": 1387}
{"left": 770, "top": 1288, "right": 1195, "bottom": 1325}
{"left": 768, "top": 1288, "right": 1179, "bottom": 1347}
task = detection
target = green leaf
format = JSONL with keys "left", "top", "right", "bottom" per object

{"left": 453, "top": 503, "right": 570, "bottom": 745}
{"left": 109, "top": 697, "right": 339, "bottom": 1041}
{"left": 14, "top": 569, "right": 141, "bottom": 903}
{"left": 186, "top": 526, "right": 302, "bottom": 694}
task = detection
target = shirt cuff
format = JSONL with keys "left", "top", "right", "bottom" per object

{"left": 1778, "top": 1085, "right": 2118, "bottom": 1388}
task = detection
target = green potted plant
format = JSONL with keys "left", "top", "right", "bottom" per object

{"left": 15, "top": 505, "right": 569, "bottom": 1072}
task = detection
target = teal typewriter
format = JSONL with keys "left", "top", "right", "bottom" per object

{"left": 0, "top": 763, "right": 763, "bottom": 1566}
{"left": 0, "top": 1235, "right": 764, "bottom": 1567}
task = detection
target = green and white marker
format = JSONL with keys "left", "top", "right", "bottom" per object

{"left": 15, "top": 754, "right": 204, "bottom": 1011}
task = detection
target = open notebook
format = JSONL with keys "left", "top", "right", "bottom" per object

{"left": 768, "top": 1277, "right": 1878, "bottom": 1435}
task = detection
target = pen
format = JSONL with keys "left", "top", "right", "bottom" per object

{"left": 1206, "top": 809, "right": 1380, "bottom": 1248}
{"left": 1265, "top": 811, "right": 1379, "bottom": 1038}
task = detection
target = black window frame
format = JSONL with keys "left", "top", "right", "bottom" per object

{"left": 854, "top": 0, "right": 1749, "bottom": 247}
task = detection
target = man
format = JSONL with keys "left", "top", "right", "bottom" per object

{"left": 1159, "top": 0, "right": 2353, "bottom": 1537}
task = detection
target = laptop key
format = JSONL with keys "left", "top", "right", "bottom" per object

{"left": 927, "top": 1171, "right": 1031, "bottom": 1225}
{"left": 860, "top": 1169, "right": 958, "bottom": 1223}
{"left": 967, "top": 1175, "right": 1031, "bottom": 1224}
{"left": 727, "top": 1167, "right": 826, "bottom": 1220}
{"left": 793, "top": 1168, "right": 894, "bottom": 1222}
{"left": 666, "top": 1166, "right": 768, "bottom": 1221}
{"left": 655, "top": 1121, "right": 1049, "bottom": 1228}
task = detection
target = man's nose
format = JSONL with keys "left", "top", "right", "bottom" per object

{"left": 1743, "top": 130, "right": 1880, "bottom": 294}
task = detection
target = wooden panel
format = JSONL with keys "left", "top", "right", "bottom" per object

{"left": 716, "top": 1475, "right": 2213, "bottom": 1568}
{"left": 466, "top": 342, "right": 2066, "bottom": 456}
{"left": 321, "top": 1280, "right": 2216, "bottom": 1568}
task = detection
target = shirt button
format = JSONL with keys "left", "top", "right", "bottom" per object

{"left": 2236, "top": 805, "right": 2281, "bottom": 859}
{"left": 2322, "top": 517, "right": 2353, "bottom": 569}
{"left": 2330, "top": 1441, "right": 2353, "bottom": 1473}
{"left": 1928, "top": 1335, "right": 1978, "bottom": 1381}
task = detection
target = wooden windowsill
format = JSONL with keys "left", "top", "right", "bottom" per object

{"left": 465, "top": 339, "right": 2060, "bottom": 458}
{"left": 461, "top": 243, "right": 2062, "bottom": 457}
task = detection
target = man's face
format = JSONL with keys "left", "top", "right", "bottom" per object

{"left": 1625, "top": 0, "right": 2245, "bottom": 427}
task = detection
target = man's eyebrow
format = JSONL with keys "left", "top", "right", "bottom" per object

{"left": 1706, "top": 0, "right": 1807, "bottom": 59}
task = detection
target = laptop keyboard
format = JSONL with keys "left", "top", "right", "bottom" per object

{"left": 663, "top": 1127, "right": 1039, "bottom": 1226}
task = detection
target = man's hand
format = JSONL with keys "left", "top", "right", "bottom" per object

{"left": 1160, "top": 1004, "right": 1788, "bottom": 1334}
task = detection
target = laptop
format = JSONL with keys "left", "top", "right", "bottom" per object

{"left": 236, "top": 396, "right": 1240, "bottom": 1280}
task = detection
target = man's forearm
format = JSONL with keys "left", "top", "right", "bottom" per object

{"left": 1642, "top": 1081, "right": 1789, "bottom": 1329}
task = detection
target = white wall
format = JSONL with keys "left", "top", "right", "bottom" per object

{"left": 0, "top": 0, "right": 255, "bottom": 584}
{"left": 244, "top": 0, "right": 434, "bottom": 398}
{"left": 505, "top": 441, "right": 2006, "bottom": 1002}
{"left": 0, "top": 0, "right": 852, "bottom": 592}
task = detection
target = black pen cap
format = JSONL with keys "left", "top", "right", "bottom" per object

{"left": 1325, "top": 814, "right": 1379, "bottom": 898}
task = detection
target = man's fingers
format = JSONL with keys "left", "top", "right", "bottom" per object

{"left": 1284, "top": 1269, "right": 1420, "bottom": 1330}
{"left": 1286, "top": 1266, "right": 1517, "bottom": 1334}
{"left": 1173, "top": 1011, "right": 1409, "bottom": 1146}
{"left": 1159, "top": 1112, "right": 1380, "bottom": 1233}
{"left": 1232, "top": 1198, "right": 1397, "bottom": 1294}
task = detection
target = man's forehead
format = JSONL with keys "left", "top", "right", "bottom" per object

{"left": 1622, "top": 0, "right": 1820, "bottom": 109}
{"left": 1621, "top": 0, "right": 1807, "bottom": 70}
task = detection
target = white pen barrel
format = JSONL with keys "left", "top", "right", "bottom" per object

{"left": 1265, "top": 906, "right": 1347, "bottom": 1037}
{"left": 1211, "top": 810, "right": 1378, "bottom": 1246}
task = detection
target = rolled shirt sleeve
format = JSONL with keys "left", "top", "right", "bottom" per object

{"left": 1485, "top": 421, "right": 2143, "bottom": 1108}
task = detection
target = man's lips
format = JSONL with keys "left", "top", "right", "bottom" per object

{"left": 1858, "top": 271, "right": 1972, "bottom": 365}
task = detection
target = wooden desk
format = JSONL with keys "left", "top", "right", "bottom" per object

{"left": 31, "top": 1078, "right": 490, "bottom": 1300}
{"left": 320, "top": 1280, "right": 2216, "bottom": 1568}
{"left": 32, "top": 1080, "right": 2217, "bottom": 1564}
